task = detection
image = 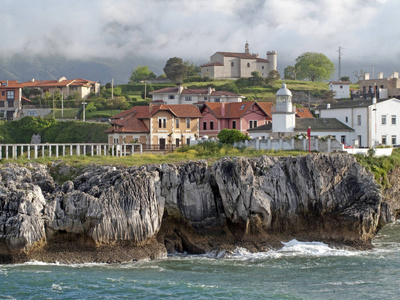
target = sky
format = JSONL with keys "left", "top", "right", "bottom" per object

{"left": 1, "top": 0, "right": 400, "bottom": 81}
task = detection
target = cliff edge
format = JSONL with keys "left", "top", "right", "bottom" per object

{"left": 0, "top": 154, "right": 392, "bottom": 263}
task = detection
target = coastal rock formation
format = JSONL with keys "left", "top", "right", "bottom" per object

{"left": 0, "top": 154, "right": 392, "bottom": 263}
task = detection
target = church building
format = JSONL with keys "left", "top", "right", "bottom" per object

{"left": 201, "top": 42, "right": 277, "bottom": 79}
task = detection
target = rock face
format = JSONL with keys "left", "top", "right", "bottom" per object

{"left": 0, "top": 154, "right": 392, "bottom": 263}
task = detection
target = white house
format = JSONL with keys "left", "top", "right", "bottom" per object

{"left": 201, "top": 42, "right": 277, "bottom": 79}
{"left": 316, "top": 98, "right": 400, "bottom": 147}
{"left": 150, "top": 85, "right": 244, "bottom": 105}
{"left": 329, "top": 81, "right": 350, "bottom": 99}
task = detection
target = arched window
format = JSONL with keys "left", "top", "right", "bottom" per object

{"left": 247, "top": 63, "right": 250, "bottom": 67}
{"left": 231, "top": 62, "right": 234, "bottom": 67}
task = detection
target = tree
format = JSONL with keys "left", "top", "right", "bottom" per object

{"left": 184, "top": 61, "right": 200, "bottom": 77}
{"left": 250, "top": 71, "right": 264, "bottom": 86}
{"left": 265, "top": 70, "right": 281, "bottom": 85}
{"left": 295, "top": 52, "right": 335, "bottom": 82}
{"left": 129, "top": 65, "right": 156, "bottom": 83}
{"left": 218, "top": 129, "right": 249, "bottom": 144}
{"left": 353, "top": 70, "right": 365, "bottom": 81}
{"left": 340, "top": 76, "right": 350, "bottom": 82}
{"left": 284, "top": 65, "right": 301, "bottom": 80}
{"left": 163, "top": 57, "right": 187, "bottom": 83}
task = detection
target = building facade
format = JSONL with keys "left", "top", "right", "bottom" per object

{"left": 329, "top": 81, "right": 350, "bottom": 99}
{"left": 201, "top": 42, "right": 277, "bottom": 79}
{"left": 150, "top": 85, "right": 244, "bottom": 105}
{"left": 105, "top": 104, "right": 202, "bottom": 149}
{"left": 0, "top": 83, "right": 22, "bottom": 120}
{"left": 199, "top": 101, "right": 271, "bottom": 137}
{"left": 316, "top": 98, "right": 400, "bottom": 147}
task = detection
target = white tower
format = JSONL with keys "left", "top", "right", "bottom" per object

{"left": 272, "top": 83, "right": 295, "bottom": 133}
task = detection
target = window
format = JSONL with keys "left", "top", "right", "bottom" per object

{"left": 232, "top": 120, "right": 237, "bottom": 129}
{"left": 357, "top": 135, "right": 362, "bottom": 147}
{"left": 185, "top": 96, "right": 192, "bottom": 101}
{"left": 247, "top": 63, "right": 250, "bottom": 67}
{"left": 382, "top": 115, "right": 387, "bottom": 125}
{"left": 0, "top": 102, "right": 4, "bottom": 108}
{"left": 168, "top": 95, "right": 175, "bottom": 99}
{"left": 159, "top": 118, "right": 166, "bottom": 128}
{"left": 203, "top": 121, "right": 207, "bottom": 130}
{"left": 341, "top": 135, "right": 346, "bottom": 144}
{"left": 7, "top": 100, "right": 13, "bottom": 108}
{"left": 392, "top": 115, "right": 396, "bottom": 125}
{"left": 186, "top": 118, "right": 190, "bottom": 128}
{"left": 28, "top": 111, "right": 37, "bottom": 117}
{"left": 210, "top": 121, "right": 214, "bottom": 130}
{"left": 381, "top": 85, "right": 384, "bottom": 89}
{"left": 215, "top": 98, "right": 220, "bottom": 103}
{"left": 1, "top": 91, "right": 4, "bottom": 96}
{"left": 340, "top": 85, "right": 343, "bottom": 89}
{"left": 176, "top": 138, "right": 180, "bottom": 147}
{"left": 262, "top": 66, "right": 264, "bottom": 69}
{"left": 357, "top": 115, "right": 361, "bottom": 125}
{"left": 382, "top": 135, "right": 387, "bottom": 145}
{"left": 186, "top": 138, "right": 190, "bottom": 145}
{"left": 113, "top": 138, "right": 119, "bottom": 144}
{"left": 176, "top": 118, "right": 179, "bottom": 128}
{"left": 204, "top": 97, "right": 207, "bottom": 101}
{"left": 231, "top": 62, "right": 234, "bottom": 67}
{"left": 392, "top": 135, "right": 397, "bottom": 145}
{"left": 249, "top": 120, "right": 258, "bottom": 129}
{"left": 345, "top": 116, "right": 348, "bottom": 123}
{"left": 6, "top": 90, "right": 14, "bottom": 100}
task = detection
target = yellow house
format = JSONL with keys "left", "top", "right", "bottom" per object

{"left": 105, "top": 104, "right": 202, "bottom": 149}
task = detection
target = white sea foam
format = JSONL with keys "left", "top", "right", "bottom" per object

{"left": 277, "top": 239, "right": 358, "bottom": 256}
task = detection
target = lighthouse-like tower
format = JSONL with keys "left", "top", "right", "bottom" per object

{"left": 272, "top": 83, "right": 295, "bottom": 133}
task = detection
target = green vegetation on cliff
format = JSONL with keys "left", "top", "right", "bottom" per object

{"left": 355, "top": 148, "right": 400, "bottom": 188}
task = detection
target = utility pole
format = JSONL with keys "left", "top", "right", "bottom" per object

{"left": 338, "top": 46, "right": 343, "bottom": 80}
{"left": 52, "top": 91, "right": 55, "bottom": 119}
{"left": 82, "top": 102, "right": 87, "bottom": 122}
{"left": 111, "top": 78, "right": 114, "bottom": 100}
{"left": 61, "top": 90, "right": 64, "bottom": 119}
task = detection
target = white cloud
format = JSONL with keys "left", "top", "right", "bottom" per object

{"left": 0, "top": 0, "right": 399, "bottom": 76}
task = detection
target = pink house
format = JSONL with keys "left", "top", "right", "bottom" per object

{"left": 199, "top": 101, "right": 272, "bottom": 137}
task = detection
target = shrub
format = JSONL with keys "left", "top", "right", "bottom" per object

{"left": 218, "top": 129, "right": 250, "bottom": 144}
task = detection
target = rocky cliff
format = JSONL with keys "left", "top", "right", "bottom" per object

{"left": 0, "top": 154, "right": 392, "bottom": 263}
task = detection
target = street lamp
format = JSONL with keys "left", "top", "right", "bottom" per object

{"left": 82, "top": 102, "right": 87, "bottom": 122}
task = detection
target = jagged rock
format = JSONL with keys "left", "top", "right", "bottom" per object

{"left": 0, "top": 154, "right": 394, "bottom": 263}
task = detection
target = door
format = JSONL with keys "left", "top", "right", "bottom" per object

{"left": 160, "top": 138, "right": 166, "bottom": 150}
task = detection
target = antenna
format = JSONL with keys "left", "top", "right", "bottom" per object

{"left": 337, "top": 46, "right": 343, "bottom": 80}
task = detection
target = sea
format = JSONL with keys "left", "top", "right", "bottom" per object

{"left": 1, "top": 221, "right": 399, "bottom": 300}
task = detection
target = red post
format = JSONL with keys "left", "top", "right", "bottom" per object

{"left": 307, "top": 127, "right": 311, "bottom": 154}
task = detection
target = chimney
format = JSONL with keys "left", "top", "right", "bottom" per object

{"left": 178, "top": 84, "right": 184, "bottom": 94}
{"left": 5, "top": 80, "right": 8, "bottom": 87}
{"left": 221, "top": 102, "right": 226, "bottom": 117}
{"left": 31, "top": 78, "right": 35, "bottom": 83}
{"left": 149, "top": 102, "right": 153, "bottom": 113}
{"left": 393, "top": 72, "right": 399, "bottom": 79}
{"left": 378, "top": 72, "right": 383, "bottom": 79}
{"left": 372, "top": 97, "right": 377, "bottom": 104}
{"left": 207, "top": 85, "right": 213, "bottom": 95}
{"left": 364, "top": 73, "right": 370, "bottom": 80}
{"left": 326, "top": 103, "right": 331, "bottom": 109}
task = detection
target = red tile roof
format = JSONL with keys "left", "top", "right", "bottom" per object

{"left": 296, "top": 107, "right": 314, "bottom": 118}
{"left": 203, "top": 102, "right": 258, "bottom": 119}
{"left": 107, "top": 104, "right": 201, "bottom": 133}
{"left": 330, "top": 81, "right": 350, "bottom": 85}
{"left": 201, "top": 62, "right": 224, "bottom": 67}
{"left": 150, "top": 86, "right": 242, "bottom": 97}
